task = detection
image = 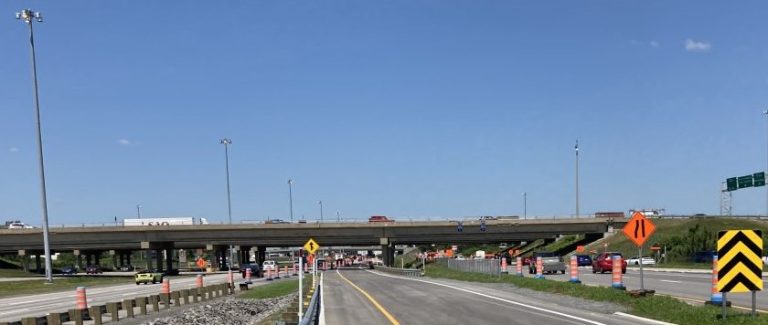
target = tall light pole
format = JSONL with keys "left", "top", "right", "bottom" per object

{"left": 220, "top": 138, "right": 235, "bottom": 281}
{"left": 523, "top": 192, "right": 527, "bottom": 220}
{"left": 319, "top": 200, "right": 324, "bottom": 223}
{"left": 288, "top": 179, "right": 294, "bottom": 222}
{"left": 136, "top": 204, "right": 142, "bottom": 219}
{"left": 16, "top": 8, "right": 52, "bottom": 283}
{"left": 575, "top": 140, "right": 580, "bottom": 218}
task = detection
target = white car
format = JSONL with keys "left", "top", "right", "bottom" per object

{"left": 626, "top": 256, "right": 656, "bottom": 266}
{"left": 262, "top": 260, "right": 276, "bottom": 271}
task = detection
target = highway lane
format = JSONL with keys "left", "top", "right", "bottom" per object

{"left": 530, "top": 266, "right": 768, "bottom": 312}
{"left": 0, "top": 272, "right": 239, "bottom": 322}
{"left": 324, "top": 268, "right": 649, "bottom": 325}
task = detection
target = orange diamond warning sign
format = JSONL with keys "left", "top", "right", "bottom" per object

{"left": 623, "top": 211, "right": 656, "bottom": 247}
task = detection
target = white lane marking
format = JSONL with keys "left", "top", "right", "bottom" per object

{"left": 0, "top": 308, "right": 29, "bottom": 315}
{"left": 659, "top": 280, "right": 681, "bottom": 283}
{"left": 7, "top": 300, "right": 40, "bottom": 306}
{"left": 319, "top": 272, "right": 326, "bottom": 325}
{"left": 370, "top": 271, "right": 607, "bottom": 325}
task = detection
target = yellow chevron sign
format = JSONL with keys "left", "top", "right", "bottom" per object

{"left": 717, "top": 229, "right": 763, "bottom": 293}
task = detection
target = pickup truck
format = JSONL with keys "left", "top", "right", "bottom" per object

{"left": 527, "top": 252, "right": 567, "bottom": 274}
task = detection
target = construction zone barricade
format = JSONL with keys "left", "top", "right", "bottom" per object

{"left": 3, "top": 283, "right": 238, "bottom": 325}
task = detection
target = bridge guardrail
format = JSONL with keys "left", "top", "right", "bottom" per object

{"left": 373, "top": 265, "right": 423, "bottom": 277}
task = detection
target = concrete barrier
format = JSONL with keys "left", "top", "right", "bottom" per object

{"left": 373, "top": 265, "right": 423, "bottom": 277}
{"left": 123, "top": 299, "right": 135, "bottom": 318}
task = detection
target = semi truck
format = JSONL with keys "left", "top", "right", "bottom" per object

{"left": 123, "top": 217, "right": 208, "bottom": 226}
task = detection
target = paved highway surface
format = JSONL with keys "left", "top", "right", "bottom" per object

{"left": 516, "top": 266, "right": 768, "bottom": 313}
{"left": 324, "top": 268, "right": 651, "bottom": 325}
{"left": 0, "top": 273, "right": 235, "bottom": 322}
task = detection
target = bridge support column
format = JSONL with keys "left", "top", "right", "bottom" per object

{"left": 380, "top": 238, "right": 394, "bottom": 267}
{"left": 165, "top": 248, "right": 174, "bottom": 273}
{"left": 17, "top": 250, "right": 28, "bottom": 272}
{"left": 34, "top": 253, "right": 42, "bottom": 273}
{"left": 155, "top": 249, "right": 163, "bottom": 272}
{"left": 140, "top": 241, "right": 174, "bottom": 272}
{"left": 256, "top": 246, "right": 266, "bottom": 266}
{"left": 240, "top": 246, "right": 251, "bottom": 264}
{"left": 73, "top": 250, "right": 83, "bottom": 270}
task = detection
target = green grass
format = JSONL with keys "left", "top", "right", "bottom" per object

{"left": 240, "top": 275, "right": 313, "bottom": 300}
{"left": 425, "top": 263, "right": 766, "bottom": 325}
{"left": 0, "top": 268, "right": 40, "bottom": 278}
{"left": 0, "top": 276, "right": 134, "bottom": 298}
{"left": 588, "top": 218, "right": 768, "bottom": 264}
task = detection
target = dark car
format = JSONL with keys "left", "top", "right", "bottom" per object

{"left": 575, "top": 255, "right": 593, "bottom": 266}
{"left": 85, "top": 265, "right": 102, "bottom": 274}
{"left": 163, "top": 269, "right": 180, "bottom": 276}
{"left": 693, "top": 251, "right": 716, "bottom": 263}
{"left": 592, "top": 252, "right": 627, "bottom": 274}
{"left": 60, "top": 265, "right": 78, "bottom": 275}
{"left": 241, "top": 264, "right": 263, "bottom": 278}
{"left": 119, "top": 265, "right": 135, "bottom": 272}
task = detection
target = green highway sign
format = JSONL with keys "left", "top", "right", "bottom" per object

{"left": 755, "top": 172, "right": 766, "bottom": 187}
{"left": 726, "top": 172, "right": 766, "bottom": 192}
{"left": 738, "top": 175, "right": 754, "bottom": 189}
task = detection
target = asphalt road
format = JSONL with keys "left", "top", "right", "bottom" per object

{"left": 323, "top": 268, "right": 651, "bottom": 325}
{"left": 0, "top": 272, "right": 237, "bottom": 322}
{"left": 518, "top": 266, "right": 768, "bottom": 313}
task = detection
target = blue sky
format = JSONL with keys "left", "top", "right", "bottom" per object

{"left": 2, "top": 1, "right": 768, "bottom": 225}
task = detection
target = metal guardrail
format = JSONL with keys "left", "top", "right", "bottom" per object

{"left": 436, "top": 258, "right": 501, "bottom": 276}
{"left": 298, "top": 283, "right": 321, "bottom": 325}
{"left": 373, "top": 265, "right": 423, "bottom": 277}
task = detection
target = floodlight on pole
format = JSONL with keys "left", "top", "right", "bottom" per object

{"left": 16, "top": 8, "right": 52, "bottom": 283}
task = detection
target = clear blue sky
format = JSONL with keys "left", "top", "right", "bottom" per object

{"left": 2, "top": 1, "right": 768, "bottom": 225}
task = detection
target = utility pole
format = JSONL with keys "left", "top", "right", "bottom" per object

{"left": 575, "top": 140, "right": 580, "bottom": 218}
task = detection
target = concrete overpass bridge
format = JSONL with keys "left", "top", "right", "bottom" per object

{"left": 0, "top": 218, "right": 625, "bottom": 270}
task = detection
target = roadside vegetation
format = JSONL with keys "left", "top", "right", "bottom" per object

{"left": 586, "top": 217, "right": 768, "bottom": 268}
{"left": 0, "top": 277, "right": 133, "bottom": 298}
{"left": 425, "top": 263, "right": 766, "bottom": 324}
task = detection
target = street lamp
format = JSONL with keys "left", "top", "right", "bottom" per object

{"left": 575, "top": 140, "right": 580, "bottom": 218}
{"left": 336, "top": 211, "right": 341, "bottom": 222}
{"left": 288, "top": 179, "right": 294, "bottom": 222}
{"left": 523, "top": 192, "right": 527, "bottom": 220}
{"left": 136, "top": 204, "right": 142, "bottom": 219}
{"left": 16, "top": 8, "right": 52, "bottom": 283}
{"left": 319, "top": 200, "right": 323, "bottom": 223}
{"left": 220, "top": 138, "right": 235, "bottom": 283}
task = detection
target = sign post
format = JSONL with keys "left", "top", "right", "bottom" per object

{"left": 622, "top": 211, "right": 656, "bottom": 292}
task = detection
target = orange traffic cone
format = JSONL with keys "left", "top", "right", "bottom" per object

{"left": 195, "top": 274, "right": 203, "bottom": 288}
{"left": 75, "top": 286, "right": 91, "bottom": 320}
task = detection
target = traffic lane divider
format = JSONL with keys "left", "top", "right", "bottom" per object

{"left": 336, "top": 270, "right": 401, "bottom": 325}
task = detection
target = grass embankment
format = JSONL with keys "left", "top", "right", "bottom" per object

{"left": 0, "top": 277, "right": 133, "bottom": 298}
{"left": 240, "top": 274, "right": 313, "bottom": 300}
{"left": 0, "top": 268, "right": 39, "bottom": 278}
{"left": 585, "top": 218, "right": 768, "bottom": 267}
{"left": 425, "top": 263, "right": 765, "bottom": 325}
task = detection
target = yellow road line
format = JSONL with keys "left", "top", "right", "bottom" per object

{"left": 336, "top": 270, "right": 400, "bottom": 325}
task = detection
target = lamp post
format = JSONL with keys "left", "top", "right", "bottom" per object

{"left": 319, "top": 200, "right": 324, "bottom": 223}
{"left": 16, "top": 8, "right": 52, "bottom": 284}
{"left": 575, "top": 140, "right": 580, "bottom": 218}
{"left": 523, "top": 192, "right": 527, "bottom": 220}
{"left": 136, "top": 204, "right": 142, "bottom": 219}
{"left": 220, "top": 138, "right": 235, "bottom": 281}
{"left": 288, "top": 179, "right": 294, "bottom": 222}
{"left": 336, "top": 211, "right": 341, "bottom": 222}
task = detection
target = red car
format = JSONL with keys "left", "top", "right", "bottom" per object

{"left": 592, "top": 252, "right": 626, "bottom": 274}
{"left": 368, "top": 216, "right": 394, "bottom": 223}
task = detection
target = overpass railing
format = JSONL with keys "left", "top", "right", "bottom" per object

{"left": 436, "top": 258, "right": 501, "bottom": 276}
{"left": 373, "top": 265, "right": 423, "bottom": 277}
